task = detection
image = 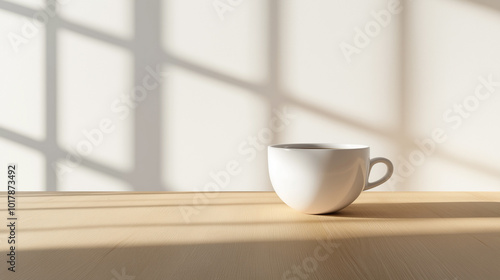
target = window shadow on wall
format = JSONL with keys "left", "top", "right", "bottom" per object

{"left": 1, "top": 0, "right": 500, "bottom": 191}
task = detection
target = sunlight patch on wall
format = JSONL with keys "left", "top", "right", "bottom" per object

{"left": 58, "top": 30, "right": 134, "bottom": 173}
{"left": 406, "top": 0, "right": 500, "bottom": 137}
{"left": 162, "top": 66, "right": 271, "bottom": 191}
{"left": 281, "top": 0, "right": 400, "bottom": 132}
{"left": 0, "top": 138, "right": 45, "bottom": 191}
{"left": 408, "top": 156, "right": 500, "bottom": 191}
{"left": 0, "top": 10, "right": 46, "bottom": 141}
{"left": 404, "top": 0, "right": 500, "bottom": 182}
{"left": 162, "top": 0, "right": 267, "bottom": 85}
{"left": 58, "top": 165, "right": 132, "bottom": 191}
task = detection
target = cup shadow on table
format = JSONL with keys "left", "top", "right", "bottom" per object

{"left": 326, "top": 202, "right": 500, "bottom": 219}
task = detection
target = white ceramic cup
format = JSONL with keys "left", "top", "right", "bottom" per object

{"left": 268, "top": 143, "right": 393, "bottom": 214}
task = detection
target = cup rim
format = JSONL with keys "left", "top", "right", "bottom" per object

{"left": 269, "top": 143, "right": 369, "bottom": 150}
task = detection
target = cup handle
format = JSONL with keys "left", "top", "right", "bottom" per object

{"left": 364, "top": 157, "right": 394, "bottom": 191}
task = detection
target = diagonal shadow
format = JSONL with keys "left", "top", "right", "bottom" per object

{"left": 165, "top": 53, "right": 264, "bottom": 93}
{"left": 0, "top": 128, "right": 130, "bottom": 184}
{"left": 0, "top": 0, "right": 33, "bottom": 17}
{"left": 461, "top": 0, "right": 500, "bottom": 10}
{"left": 59, "top": 19, "right": 132, "bottom": 49}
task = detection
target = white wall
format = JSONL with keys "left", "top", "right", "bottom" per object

{"left": 1, "top": 0, "right": 500, "bottom": 191}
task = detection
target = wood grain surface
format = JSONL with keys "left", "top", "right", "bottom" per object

{"left": 1, "top": 192, "right": 500, "bottom": 280}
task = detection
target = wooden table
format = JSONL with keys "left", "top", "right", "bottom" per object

{"left": 1, "top": 192, "right": 500, "bottom": 280}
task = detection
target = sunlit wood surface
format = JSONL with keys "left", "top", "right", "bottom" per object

{"left": 1, "top": 192, "right": 500, "bottom": 280}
